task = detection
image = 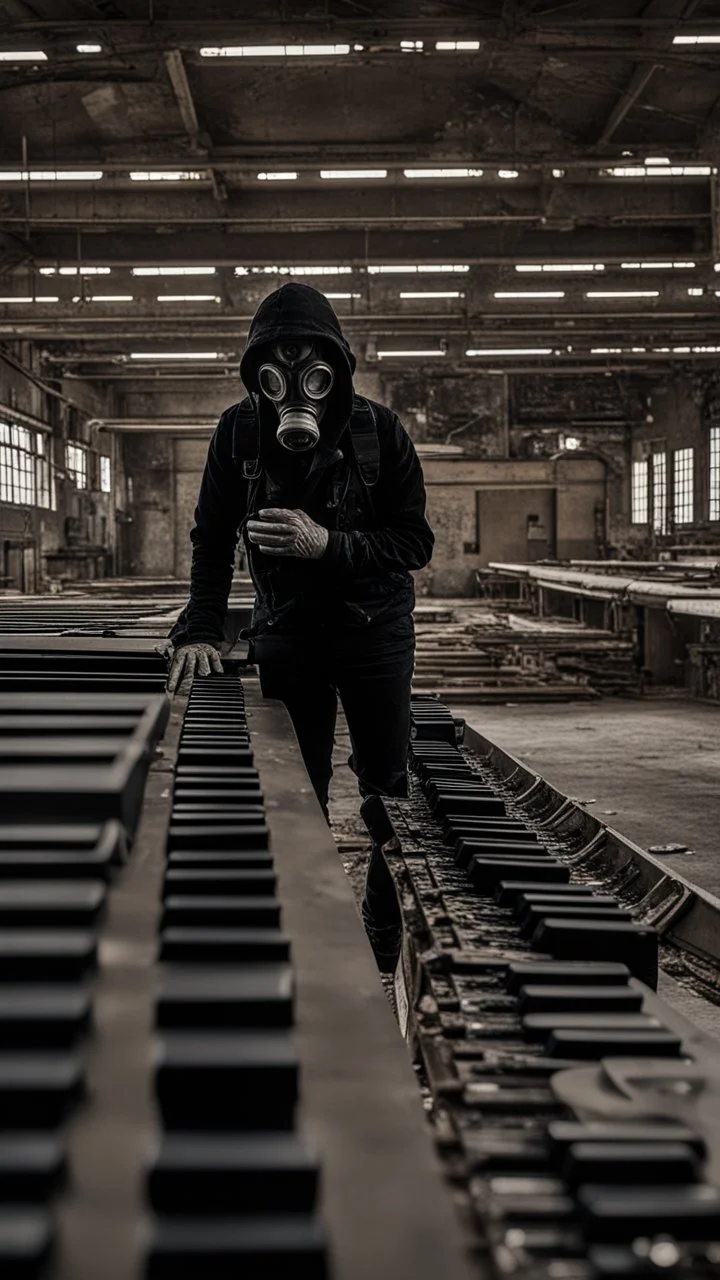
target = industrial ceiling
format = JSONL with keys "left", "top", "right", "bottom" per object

{"left": 1, "top": 0, "right": 720, "bottom": 383}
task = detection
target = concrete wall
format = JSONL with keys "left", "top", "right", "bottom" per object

{"left": 419, "top": 456, "right": 606, "bottom": 596}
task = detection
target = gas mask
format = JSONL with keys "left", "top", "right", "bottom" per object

{"left": 257, "top": 340, "right": 335, "bottom": 452}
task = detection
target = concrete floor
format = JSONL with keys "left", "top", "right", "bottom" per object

{"left": 459, "top": 696, "right": 720, "bottom": 897}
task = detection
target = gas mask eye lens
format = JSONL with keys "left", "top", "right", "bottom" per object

{"left": 301, "top": 362, "right": 334, "bottom": 400}
{"left": 258, "top": 364, "right": 286, "bottom": 400}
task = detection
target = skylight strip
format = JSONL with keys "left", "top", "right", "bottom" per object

{"left": 0, "top": 50, "right": 47, "bottom": 61}
{"left": 40, "top": 266, "right": 111, "bottom": 276}
{"left": 620, "top": 261, "right": 695, "bottom": 269}
{"left": 368, "top": 264, "right": 469, "bottom": 274}
{"left": 0, "top": 170, "right": 103, "bottom": 181}
{"left": 157, "top": 294, "right": 220, "bottom": 302}
{"left": 377, "top": 349, "right": 445, "bottom": 358}
{"left": 466, "top": 347, "right": 553, "bottom": 356}
{"left": 130, "top": 351, "right": 221, "bottom": 360}
{"left": 320, "top": 170, "right": 387, "bottom": 179}
{"left": 200, "top": 44, "right": 350, "bottom": 57}
{"left": 516, "top": 263, "right": 605, "bottom": 273}
{"left": 234, "top": 265, "right": 352, "bottom": 276}
{"left": 130, "top": 171, "right": 204, "bottom": 181}
{"left": 403, "top": 168, "right": 483, "bottom": 178}
{"left": 132, "top": 266, "right": 216, "bottom": 276}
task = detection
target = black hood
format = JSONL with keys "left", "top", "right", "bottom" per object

{"left": 239, "top": 283, "right": 357, "bottom": 451}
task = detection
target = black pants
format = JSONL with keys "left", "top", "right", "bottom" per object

{"left": 254, "top": 613, "right": 415, "bottom": 925}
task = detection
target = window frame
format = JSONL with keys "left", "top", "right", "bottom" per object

{"left": 672, "top": 447, "right": 694, "bottom": 526}
{"left": 631, "top": 457, "right": 649, "bottom": 525}
{"left": 0, "top": 418, "right": 54, "bottom": 509}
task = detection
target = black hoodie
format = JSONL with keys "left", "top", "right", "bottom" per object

{"left": 170, "top": 283, "right": 434, "bottom": 647}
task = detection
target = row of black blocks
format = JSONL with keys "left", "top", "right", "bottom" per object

{"left": 0, "top": 683, "right": 169, "bottom": 1278}
{"left": 407, "top": 696, "right": 720, "bottom": 1273}
{"left": 145, "top": 674, "right": 329, "bottom": 1279}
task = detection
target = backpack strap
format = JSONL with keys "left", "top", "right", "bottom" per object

{"left": 230, "top": 396, "right": 261, "bottom": 479}
{"left": 230, "top": 392, "right": 380, "bottom": 487}
{"left": 349, "top": 394, "right": 380, "bottom": 487}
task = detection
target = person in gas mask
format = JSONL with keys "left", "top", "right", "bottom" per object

{"left": 166, "top": 283, "right": 434, "bottom": 970}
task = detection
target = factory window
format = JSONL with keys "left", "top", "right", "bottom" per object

{"left": 652, "top": 452, "right": 668, "bottom": 534}
{"left": 673, "top": 447, "right": 694, "bottom": 524}
{"left": 0, "top": 419, "right": 53, "bottom": 509}
{"left": 631, "top": 459, "right": 649, "bottom": 523}
{"left": 100, "top": 454, "right": 112, "bottom": 493}
{"left": 66, "top": 441, "right": 88, "bottom": 489}
{"left": 710, "top": 427, "right": 720, "bottom": 521}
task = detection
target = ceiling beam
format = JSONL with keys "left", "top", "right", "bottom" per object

{"left": 0, "top": 224, "right": 700, "bottom": 265}
{"left": 162, "top": 48, "right": 227, "bottom": 204}
{"left": 0, "top": 181, "right": 708, "bottom": 232}
{"left": 596, "top": 0, "right": 702, "bottom": 147}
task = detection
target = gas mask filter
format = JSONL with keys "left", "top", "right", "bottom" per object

{"left": 257, "top": 340, "right": 335, "bottom": 452}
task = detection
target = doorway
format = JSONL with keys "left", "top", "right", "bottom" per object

{"left": 476, "top": 486, "right": 556, "bottom": 566}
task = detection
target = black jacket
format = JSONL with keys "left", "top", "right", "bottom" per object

{"left": 170, "top": 283, "right": 434, "bottom": 648}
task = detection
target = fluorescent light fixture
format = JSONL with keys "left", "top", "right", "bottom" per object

{"left": 377, "top": 349, "right": 445, "bottom": 358}
{"left": 400, "top": 40, "right": 424, "bottom": 51}
{"left": 435, "top": 40, "right": 480, "bottom": 51}
{"left": 157, "top": 294, "right": 221, "bottom": 302}
{"left": 516, "top": 263, "right": 605, "bottom": 273}
{"left": 552, "top": 168, "right": 566, "bottom": 178}
{"left": 323, "top": 292, "right": 362, "bottom": 299}
{"left": 77, "top": 44, "right": 102, "bottom": 53}
{"left": 257, "top": 172, "right": 298, "bottom": 181}
{"left": 132, "top": 266, "right": 216, "bottom": 276}
{"left": 368, "top": 264, "right": 469, "bottom": 274}
{"left": 644, "top": 156, "right": 670, "bottom": 165}
{"left": 494, "top": 291, "right": 565, "bottom": 299}
{"left": 0, "top": 50, "right": 47, "bottom": 61}
{"left": 39, "top": 266, "right": 111, "bottom": 276}
{"left": 0, "top": 170, "right": 103, "bottom": 181}
{"left": 586, "top": 290, "right": 659, "bottom": 298}
{"left": 130, "top": 170, "right": 204, "bottom": 181}
{"left": 621, "top": 261, "right": 695, "bottom": 269}
{"left": 606, "top": 164, "right": 712, "bottom": 177}
{"left": 235, "top": 265, "right": 352, "bottom": 276}
{"left": 591, "top": 347, "right": 623, "bottom": 354}
{"left": 673, "top": 34, "right": 720, "bottom": 43}
{"left": 466, "top": 347, "right": 553, "bottom": 356}
{"left": 200, "top": 44, "right": 350, "bottom": 57}
{"left": 0, "top": 295, "right": 58, "bottom": 303}
{"left": 400, "top": 290, "right": 463, "bottom": 298}
{"left": 320, "top": 169, "right": 387, "bottom": 179}
{"left": 693, "top": 345, "right": 720, "bottom": 352}
{"left": 130, "top": 351, "right": 221, "bottom": 360}
{"left": 403, "top": 168, "right": 483, "bottom": 178}
{"left": 673, "top": 346, "right": 691, "bottom": 353}
{"left": 498, "top": 169, "right": 519, "bottom": 179}
{"left": 689, "top": 287, "right": 705, "bottom": 295}
{"left": 84, "top": 294, "right": 133, "bottom": 302}
{"left": 631, "top": 347, "right": 647, "bottom": 352}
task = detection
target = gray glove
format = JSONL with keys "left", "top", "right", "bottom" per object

{"left": 166, "top": 642, "right": 223, "bottom": 695}
{"left": 246, "top": 507, "right": 329, "bottom": 559}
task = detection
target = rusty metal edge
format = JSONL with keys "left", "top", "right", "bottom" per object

{"left": 462, "top": 721, "right": 720, "bottom": 974}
